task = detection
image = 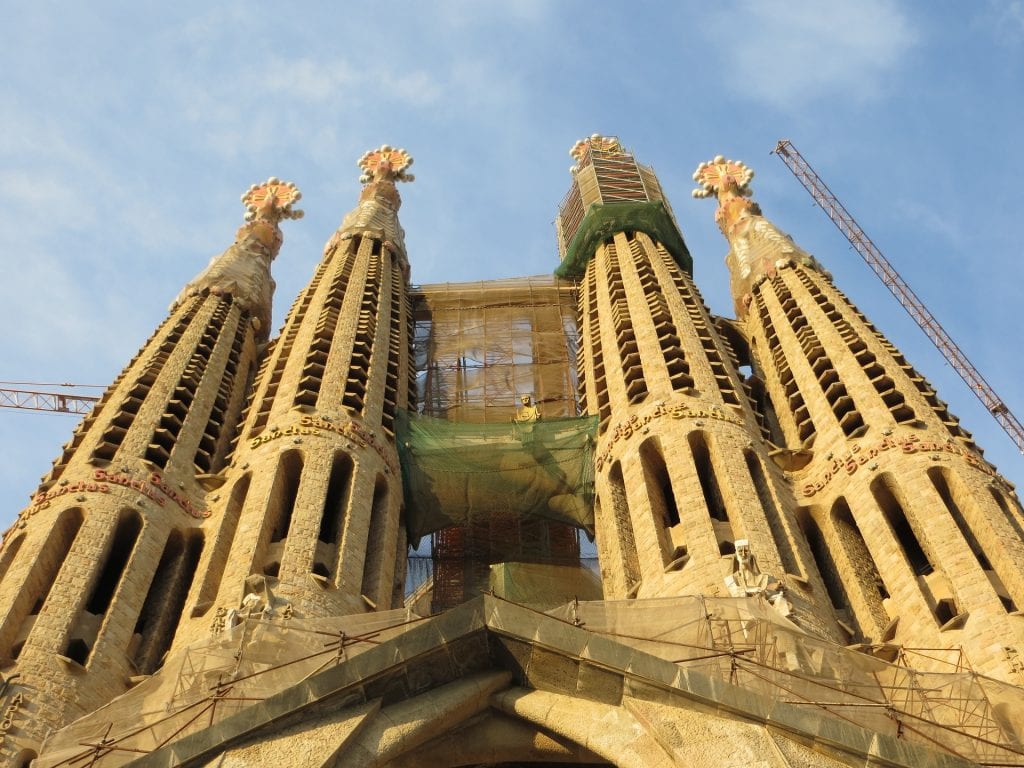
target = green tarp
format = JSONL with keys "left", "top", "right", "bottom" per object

{"left": 555, "top": 199, "right": 693, "bottom": 279}
{"left": 397, "top": 411, "right": 598, "bottom": 543}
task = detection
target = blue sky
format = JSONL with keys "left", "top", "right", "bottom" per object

{"left": 2, "top": 1, "right": 1023, "bottom": 526}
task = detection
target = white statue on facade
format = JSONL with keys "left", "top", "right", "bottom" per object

{"left": 725, "top": 539, "right": 792, "bottom": 619}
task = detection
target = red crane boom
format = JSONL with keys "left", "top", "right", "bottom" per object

{"left": 0, "top": 388, "right": 98, "bottom": 415}
{"left": 773, "top": 139, "right": 1024, "bottom": 453}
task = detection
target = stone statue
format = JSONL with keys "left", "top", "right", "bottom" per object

{"left": 513, "top": 394, "right": 541, "bottom": 423}
{"left": 724, "top": 539, "right": 792, "bottom": 618}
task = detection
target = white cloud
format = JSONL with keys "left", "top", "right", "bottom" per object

{"left": 892, "top": 198, "right": 963, "bottom": 247}
{"left": 264, "top": 58, "right": 356, "bottom": 103}
{"left": 701, "top": 0, "right": 918, "bottom": 108}
{"left": 986, "top": 0, "right": 1024, "bottom": 41}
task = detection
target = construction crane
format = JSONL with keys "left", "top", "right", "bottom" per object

{"left": 0, "top": 384, "right": 99, "bottom": 415}
{"left": 773, "top": 139, "right": 1024, "bottom": 454}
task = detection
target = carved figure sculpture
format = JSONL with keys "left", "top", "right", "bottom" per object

{"left": 725, "top": 539, "right": 793, "bottom": 619}
{"left": 513, "top": 394, "right": 541, "bottom": 423}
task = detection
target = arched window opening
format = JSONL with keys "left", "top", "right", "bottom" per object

{"left": 608, "top": 461, "right": 641, "bottom": 594}
{"left": 931, "top": 468, "right": 1017, "bottom": 613}
{"left": 689, "top": 432, "right": 729, "bottom": 523}
{"left": 639, "top": 438, "right": 680, "bottom": 527}
{"left": 802, "top": 510, "right": 850, "bottom": 612}
{"left": 361, "top": 475, "right": 390, "bottom": 606}
{"left": 0, "top": 534, "right": 25, "bottom": 587}
{"left": 831, "top": 497, "right": 891, "bottom": 632}
{"left": 318, "top": 453, "right": 353, "bottom": 545}
{"left": 745, "top": 450, "right": 800, "bottom": 575}
{"left": 132, "top": 529, "right": 204, "bottom": 674}
{"left": 1, "top": 507, "right": 84, "bottom": 660}
{"left": 639, "top": 438, "right": 686, "bottom": 569}
{"left": 990, "top": 486, "right": 1024, "bottom": 542}
{"left": 66, "top": 509, "right": 142, "bottom": 665}
{"left": 269, "top": 450, "right": 303, "bottom": 544}
{"left": 872, "top": 476, "right": 960, "bottom": 626}
{"left": 86, "top": 512, "right": 142, "bottom": 614}
{"left": 872, "top": 477, "right": 932, "bottom": 576}
{"left": 194, "top": 474, "right": 249, "bottom": 616}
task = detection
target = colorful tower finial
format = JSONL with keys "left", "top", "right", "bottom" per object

{"left": 692, "top": 155, "right": 820, "bottom": 318}
{"left": 570, "top": 134, "right": 625, "bottom": 168}
{"left": 358, "top": 145, "right": 415, "bottom": 185}
{"left": 692, "top": 155, "right": 754, "bottom": 200}
{"left": 241, "top": 177, "right": 304, "bottom": 222}
{"left": 692, "top": 155, "right": 762, "bottom": 238}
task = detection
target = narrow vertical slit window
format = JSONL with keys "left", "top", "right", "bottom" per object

{"left": 745, "top": 450, "right": 800, "bottom": 576}
{"left": 360, "top": 475, "right": 390, "bottom": 606}
{"left": 930, "top": 468, "right": 1018, "bottom": 613}
{"left": 608, "top": 461, "right": 640, "bottom": 594}
{"left": 1, "top": 508, "right": 84, "bottom": 660}
{"left": 638, "top": 437, "right": 685, "bottom": 568}
{"left": 689, "top": 431, "right": 737, "bottom": 556}
{"left": 990, "top": 486, "right": 1024, "bottom": 542}
{"left": 802, "top": 511, "right": 850, "bottom": 612}
{"left": 0, "top": 534, "right": 25, "bottom": 587}
{"left": 131, "top": 529, "right": 204, "bottom": 673}
{"left": 194, "top": 474, "right": 250, "bottom": 615}
{"left": 65, "top": 510, "right": 142, "bottom": 665}
{"left": 872, "top": 475, "right": 959, "bottom": 626}
{"left": 269, "top": 450, "right": 303, "bottom": 544}
{"left": 831, "top": 497, "right": 891, "bottom": 631}
{"left": 317, "top": 452, "right": 353, "bottom": 580}
{"left": 872, "top": 477, "right": 932, "bottom": 576}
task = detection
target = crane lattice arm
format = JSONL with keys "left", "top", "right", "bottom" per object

{"left": 773, "top": 139, "right": 1024, "bottom": 453}
{"left": 0, "top": 388, "right": 98, "bottom": 415}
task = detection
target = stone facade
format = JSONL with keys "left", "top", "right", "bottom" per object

{"left": 694, "top": 155, "right": 1024, "bottom": 681}
{"left": 0, "top": 178, "right": 302, "bottom": 763}
{"left": 0, "top": 140, "right": 1021, "bottom": 766}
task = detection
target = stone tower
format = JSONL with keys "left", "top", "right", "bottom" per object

{"left": 0, "top": 177, "right": 302, "bottom": 763}
{"left": 694, "top": 155, "right": 1024, "bottom": 679}
{"left": 559, "top": 136, "right": 839, "bottom": 637}
{"left": 170, "top": 146, "right": 415, "bottom": 647}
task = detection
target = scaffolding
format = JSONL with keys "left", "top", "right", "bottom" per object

{"left": 408, "top": 276, "right": 589, "bottom": 612}
{"left": 410, "top": 275, "right": 580, "bottom": 422}
{"left": 547, "top": 596, "right": 1024, "bottom": 767}
{"left": 36, "top": 609, "right": 424, "bottom": 767}
{"left": 38, "top": 597, "right": 1024, "bottom": 767}
{"left": 555, "top": 137, "right": 690, "bottom": 278}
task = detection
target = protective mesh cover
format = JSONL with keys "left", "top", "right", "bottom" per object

{"left": 489, "top": 562, "right": 603, "bottom": 607}
{"left": 545, "top": 597, "right": 1024, "bottom": 765}
{"left": 36, "top": 609, "right": 422, "bottom": 768}
{"left": 397, "top": 411, "right": 597, "bottom": 542}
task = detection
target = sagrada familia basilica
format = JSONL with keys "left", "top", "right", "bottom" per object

{"left": 0, "top": 136, "right": 1023, "bottom": 766}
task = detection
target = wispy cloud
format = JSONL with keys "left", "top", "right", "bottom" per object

{"left": 701, "top": 0, "right": 918, "bottom": 108}
{"left": 984, "top": 0, "right": 1024, "bottom": 42}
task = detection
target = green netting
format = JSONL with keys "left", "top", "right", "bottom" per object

{"left": 489, "top": 562, "right": 604, "bottom": 608}
{"left": 397, "top": 411, "right": 598, "bottom": 542}
{"left": 555, "top": 199, "right": 693, "bottom": 279}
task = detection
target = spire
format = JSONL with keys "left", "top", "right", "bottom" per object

{"left": 569, "top": 134, "right": 627, "bottom": 168}
{"left": 335, "top": 145, "right": 414, "bottom": 263}
{"left": 555, "top": 134, "right": 691, "bottom": 278}
{"left": 692, "top": 155, "right": 756, "bottom": 235}
{"left": 693, "top": 156, "right": 819, "bottom": 318}
{"left": 172, "top": 177, "right": 303, "bottom": 339}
